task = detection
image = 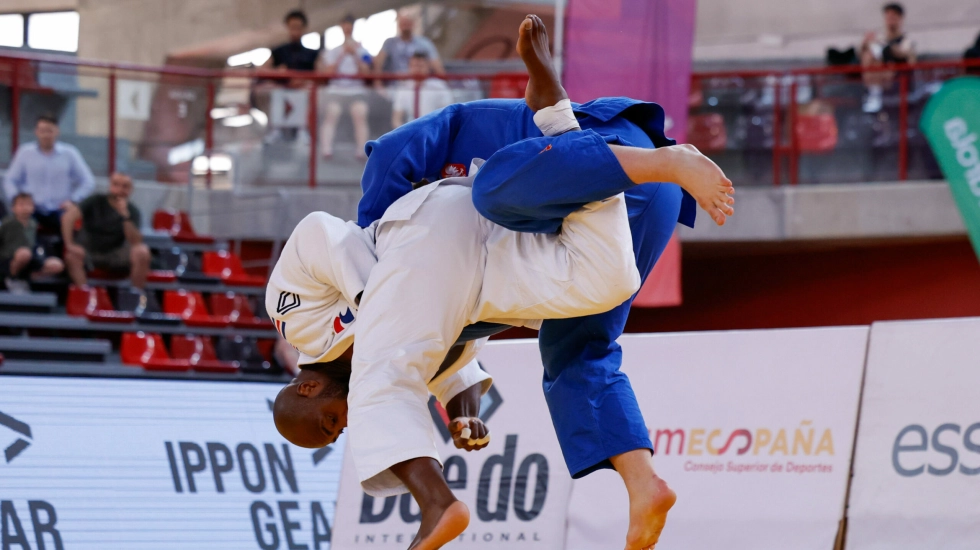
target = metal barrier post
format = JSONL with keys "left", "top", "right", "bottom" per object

{"left": 772, "top": 77, "right": 781, "bottom": 186}
{"left": 205, "top": 79, "right": 215, "bottom": 188}
{"left": 789, "top": 79, "right": 799, "bottom": 185}
{"left": 108, "top": 70, "right": 116, "bottom": 175}
{"left": 414, "top": 77, "right": 422, "bottom": 123}
{"left": 11, "top": 61, "right": 20, "bottom": 155}
{"left": 308, "top": 83, "right": 317, "bottom": 189}
{"left": 898, "top": 71, "right": 909, "bottom": 181}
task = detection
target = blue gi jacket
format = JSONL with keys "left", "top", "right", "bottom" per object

{"left": 357, "top": 97, "right": 696, "bottom": 230}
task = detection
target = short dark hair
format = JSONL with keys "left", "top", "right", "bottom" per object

{"left": 35, "top": 114, "right": 58, "bottom": 127}
{"left": 300, "top": 358, "right": 351, "bottom": 397}
{"left": 341, "top": 13, "right": 356, "bottom": 24}
{"left": 883, "top": 3, "right": 904, "bottom": 16}
{"left": 284, "top": 9, "right": 308, "bottom": 26}
{"left": 411, "top": 49, "right": 430, "bottom": 60}
{"left": 12, "top": 192, "right": 33, "bottom": 206}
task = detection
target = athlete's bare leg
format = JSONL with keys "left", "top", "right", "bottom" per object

{"left": 390, "top": 458, "right": 469, "bottom": 550}
{"left": 610, "top": 450, "right": 677, "bottom": 550}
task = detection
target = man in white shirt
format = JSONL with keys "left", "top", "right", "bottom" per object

{"left": 391, "top": 51, "right": 455, "bottom": 127}
{"left": 318, "top": 14, "right": 373, "bottom": 159}
{"left": 3, "top": 114, "right": 95, "bottom": 232}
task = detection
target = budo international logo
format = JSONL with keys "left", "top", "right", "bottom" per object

{"left": 0, "top": 410, "right": 32, "bottom": 463}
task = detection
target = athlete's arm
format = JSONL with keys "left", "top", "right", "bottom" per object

{"left": 357, "top": 105, "right": 459, "bottom": 227}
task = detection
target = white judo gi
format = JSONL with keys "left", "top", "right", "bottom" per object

{"left": 348, "top": 164, "right": 640, "bottom": 496}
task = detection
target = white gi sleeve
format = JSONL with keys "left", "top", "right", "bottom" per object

{"left": 427, "top": 350, "right": 493, "bottom": 407}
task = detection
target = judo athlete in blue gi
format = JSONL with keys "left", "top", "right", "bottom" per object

{"left": 354, "top": 15, "right": 734, "bottom": 550}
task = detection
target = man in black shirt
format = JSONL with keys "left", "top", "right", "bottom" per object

{"left": 61, "top": 173, "right": 150, "bottom": 289}
{"left": 267, "top": 10, "right": 320, "bottom": 72}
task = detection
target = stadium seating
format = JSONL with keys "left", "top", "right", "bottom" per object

{"left": 170, "top": 335, "right": 238, "bottom": 373}
{"left": 687, "top": 113, "right": 728, "bottom": 152}
{"left": 208, "top": 292, "right": 273, "bottom": 329}
{"left": 66, "top": 285, "right": 135, "bottom": 323}
{"left": 215, "top": 335, "right": 279, "bottom": 374}
{"left": 120, "top": 332, "right": 191, "bottom": 371}
{"left": 796, "top": 113, "right": 839, "bottom": 153}
{"left": 116, "top": 288, "right": 182, "bottom": 325}
{"left": 152, "top": 209, "right": 215, "bottom": 244}
{"left": 202, "top": 251, "right": 265, "bottom": 287}
{"left": 162, "top": 289, "right": 228, "bottom": 327}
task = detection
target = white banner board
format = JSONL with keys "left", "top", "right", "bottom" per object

{"left": 846, "top": 317, "right": 980, "bottom": 550}
{"left": 0, "top": 376, "right": 345, "bottom": 550}
{"left": 331, "top": 340, "right": 569, "bottom": 549}
{"left": 270, "top": 89, "right": 309, "bottom": 128}
{"left": 565, "top": 328, "right": 868, "bottom": 550}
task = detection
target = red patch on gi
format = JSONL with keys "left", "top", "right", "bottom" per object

{"left": 333, "top": 307, "right": 355, "bottom": 334}
{"left": 539, "top": 144, "right": 552, "bottom": 154}
{"left": 442, "top": 163, "right": 467, "bottom": 178}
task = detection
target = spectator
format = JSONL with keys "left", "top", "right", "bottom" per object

{"left": 318, "top": 14, "right": 372, "bottom": 159}
{"left": 3, "top": 114, "right": 95, "bottom": 233}
{"left": 860, "top": 3, "right": 915, "bottom": 112}
{"left": 255, "top": 10, "right": 321, "bottom": 142}
{"left": 0, "top": 193, "right": 64, "bottom": 292}
{"left": 265, "top": 10, "right": 320, "bottom": 74}
{"left": 966, "top": 31, "right": 980, "bottom": 59}
{"left": 61, "top": 173, "right": 150, "bottom": 290}
{"left": 374, "top": 10, "right": 444, "bottom": 88}
{"left": 391, "top": 51, "right": 455, "bottom": 128}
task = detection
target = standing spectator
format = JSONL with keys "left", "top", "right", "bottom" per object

{"left": 0, "top": 193, "right": 64, "bottom": 292}
{"left": 860, "top": 3, "right": 915, "bottom": 112}
{"left": 391, "top": 51, "right": 455, "bottom": 127}
{"left": 374, "top": 10, "right": 445, "bottom": 87}
{"left": 3, "top": 114, "right": 95, "bottom": 233}
{"left": 61, "top": 173, "right": 150, "bottom": 290}
{"left": 318, "top": 14, "right": 372, "bottom": 159}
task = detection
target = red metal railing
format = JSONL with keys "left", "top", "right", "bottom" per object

{"left": 3, "top": 49, "right": 979, "bottom": 188}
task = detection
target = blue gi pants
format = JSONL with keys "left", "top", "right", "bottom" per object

{"left": 471, "top": 127, "right": 683, "bottom": 477}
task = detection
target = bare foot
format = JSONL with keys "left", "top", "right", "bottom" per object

{"left": 624, "top": 475, "right": 676, "bottom": 550}
{"left": 409, "top": 500, "right": 470, "bottom": 550}
{"left": 667, "top": 144, "right": 735, "bottom": 226}
{"left": 516, "top": 14, "right": 567, "bottom": 112}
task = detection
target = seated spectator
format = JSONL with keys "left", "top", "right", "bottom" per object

{"left": 374, "top": 9, "right": 444, "bottom": 94}
{"left": 254, "top": 9, "right": 321, "bottom": 142}
{"left": 0, "top": 193, "right": 64, "bottom": 292}
{"left": 391, "top": 51, "right": 455, "bottom": 128}
{"left": 966, "top": 31, "right": 980, "bottom": 67}
{"left": 860, "top": 3, "right": 915, "bottom": 112}
{"left": 61, "top": 173, "right": 150, "bottom": 290}
{"left": 3, "top": 114, "right": 95, "bottom": 233}
{"left": 318, "top": 14, "right": 372, "bottom": 160}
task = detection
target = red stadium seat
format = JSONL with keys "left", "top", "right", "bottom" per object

{"left": 170, "top": 335, "right": 239, "bottom": 373}
{"left": 121, "top": 332, "right": 191, "bottom": 371}
{"left": 147, "top": 270, "right": 177, "bottom": 283}
{"left": 162, "top": 289, "right": 228, "bottom": 327}
{"left": 687, "top": 113, "right": 728, "bottom": 152}
{"left": 208, "top": 292, "right": 274, "bottom": 329}
{"left": 152, "top": 209, "right": 215, "bottom": 244}
{"left": 66, "top": 285, "right": 135, "bottom": 323}
{"left": 795, "top": 113, "right": 839, "bottom": 153}
{"left": 202, "top": 251, "right": 265, "bottom": 287}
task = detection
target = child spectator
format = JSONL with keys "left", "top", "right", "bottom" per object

{"left": 391, "top": 51, "right": 455, "bottom": 128}
{"left": 0, "top": 193, "right": 65, "bottom": 292}
{"left": 61, "top": 173, "right": 150, "bottom": 290}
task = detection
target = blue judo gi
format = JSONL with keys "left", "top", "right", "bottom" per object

{"left": 358, "top": 98, "right": 695, "bottom": 478}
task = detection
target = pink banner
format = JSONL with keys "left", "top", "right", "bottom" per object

{"left": 562, "top": 0, "right": 696, "bottom": 307}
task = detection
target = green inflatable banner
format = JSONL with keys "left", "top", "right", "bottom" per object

{"left": 920, "top": 76, "right": 980, "bottom": 262}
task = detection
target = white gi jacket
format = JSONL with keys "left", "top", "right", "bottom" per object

{"left": 348, "top": 168, "right": 640, "bottom": 496}
{"left": 265, "top": 211, "right": 492, "bottom": 409}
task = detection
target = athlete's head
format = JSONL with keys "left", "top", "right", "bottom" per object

{"left": 273, "top": 356, "right": 351, "bottom": 448}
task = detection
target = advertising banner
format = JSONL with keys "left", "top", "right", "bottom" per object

{"left": 0, "top": 376, "right": 345, "bottom": 550}
{"left": 331, "top": 341, "right": 569, "bottom": 549}
{"left": 270, "top": 89, "right": 309, "bottom": 129}
{"left": 920, "top": 77, "right": 980, "bottom": 262}
{"left": 846, "top": 317, "right": 980, "bottom": 550}
{"left": 565, "top": 328, "right": 868, "bottom": 550}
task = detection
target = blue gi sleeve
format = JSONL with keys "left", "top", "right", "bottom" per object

{"left": 357, "top": 105, "right": 460, "bottom": 227}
